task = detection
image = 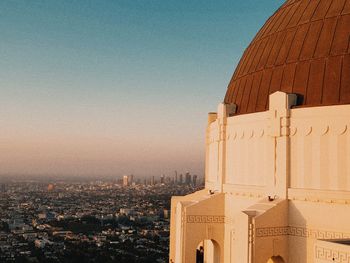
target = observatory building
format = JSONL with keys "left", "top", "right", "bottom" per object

{"left": 169, "top": 0, "right": 350, "bottom": 262}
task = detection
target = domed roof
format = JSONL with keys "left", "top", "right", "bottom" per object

{"left": 224, "top": 0, "right": 350, "bottom": 114}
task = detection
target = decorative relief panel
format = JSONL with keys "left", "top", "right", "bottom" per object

{"left": 289, "top": 123, "right": 349, "bottom": 137}
{"left": 255, "top": 226, "right": 289, "bottom": 237}
{"left": 186, "top": 215, "right": 225, "bottom": 224}
{"left": 315, "top": 245, "right": 350, "bottom": 263}
{"left": 289, "top": 227, "right": 350, "bottom": 239}
{"left": 186, "top": 215, "right": 234, "bottom": 225}
{"left": 255, "top": 226, "right": 350, "bottom": 239}
{"left": 227, "top": 128, "right": 265, "bottom": 141}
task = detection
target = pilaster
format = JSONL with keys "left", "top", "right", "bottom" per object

{"left": 217, "top": 103, "right": 237, "bottom": 192}
{"left": 268, "top": 92, "right": 297, "bottom": 198}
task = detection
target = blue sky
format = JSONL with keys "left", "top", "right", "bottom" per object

{"left": 0, "top": 0, "right": 284, "bottom": 177}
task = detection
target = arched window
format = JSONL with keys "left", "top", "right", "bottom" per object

{"left": 196, "top": 240, "right": 220, "bottom": 263}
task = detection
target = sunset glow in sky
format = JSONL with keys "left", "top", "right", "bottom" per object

{"left": 0, "top": 0, "right": 284, "bottom": 177}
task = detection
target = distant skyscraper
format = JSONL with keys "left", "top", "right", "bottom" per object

{"left": 151, "top": 176, "right": 155, "bottom": 185}
{"left": 185, "top": 172, "right": 191, "bottom": 185}
{"left": 174, "top": 171, "right": 178, "bottom": 185}
{"left": 129, "top": 174, "right": 134, "bottom": 185}
{"left": 179, "top": 174, "right": 183, "bottom": 184}
{"left": 123, "top": 175, "right": 129, "bottom": 187}
{"left": 192, "top": 175, "right": 197, "bottom": 187}
{"left": 160, "top": 174, "right": 165, "bottom": 184}
{"left": 166, "top": 176, "right": 171, "bottom": 184}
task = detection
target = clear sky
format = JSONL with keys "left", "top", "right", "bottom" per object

{"left": 0, "top": 0, "right": 285, "bottom": 178}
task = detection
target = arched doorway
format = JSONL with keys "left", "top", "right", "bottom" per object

{"left": 196, "top": 240, "right": 220, "bottom": 263}
{"left": 267, "top": 255, "right": 285, "bottom": 263}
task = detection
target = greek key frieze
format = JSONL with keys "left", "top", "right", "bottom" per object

{"left": 315, "top": 245, "right": 350, "bottom": 263}
{"left": 255, "top": 226, "right": 350, "bottom": 239}
{"left": 255, "top": 226, "right": 289, "bottom": 237}
{"left": 186, "top": 215, "right": 225, "bottom": 224}
{"left": 289, "top": 227, "right": 350, "bottom": 239}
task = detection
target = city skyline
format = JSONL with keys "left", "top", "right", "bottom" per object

{"left": 0, "top": 0, "right": 284, "bottom": 177}
{"left": 0, "top": 179, "right": 202, "bottom": 262}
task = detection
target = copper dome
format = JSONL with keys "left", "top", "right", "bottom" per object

{"left": 224, "top": 0, "right": 350, "bottom": 114}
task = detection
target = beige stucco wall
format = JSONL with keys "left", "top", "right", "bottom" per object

{"left": 170, "top": 92, "right": 350, "bottom": 263}
{"left": 289, "top": 105, "right": 350, "bottom": 191}
{"left": 225, "top": 111, "right": 269, "bottom": 187}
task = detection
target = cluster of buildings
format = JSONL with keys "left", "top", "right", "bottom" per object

{"left": 0, "top": 179, "right": 203, "bottom": 262}
{"left": 122, "top": 172, "right": 201, "bottom": 187}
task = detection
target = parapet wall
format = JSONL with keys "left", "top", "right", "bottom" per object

{"left": 290, "top": 105, "right": 350, "bottom": 191}
{"left": 205, "top": 92, "right": 350, "bottom": 195}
